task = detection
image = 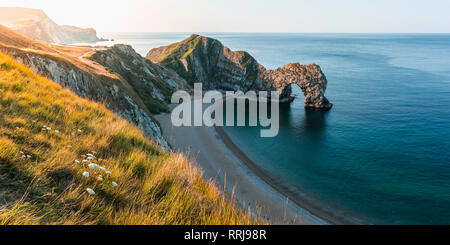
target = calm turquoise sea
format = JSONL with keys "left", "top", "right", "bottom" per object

{"left": 97, "top": 33, "right": 450, "bottom": 224}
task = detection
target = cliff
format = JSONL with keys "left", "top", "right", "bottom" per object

{"left": 0, "top": 7, "right": 104, "bottom": 44}
{"left": 147, "top": 34, "right": 332, "bottom": 109}
{"left": 0, "top": 25, "right": 184, "bottom": 150}
{"left": 89, "top": 45, "right": 189, "bottom": 113}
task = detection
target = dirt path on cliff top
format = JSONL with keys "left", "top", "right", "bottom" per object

{"left": 154, "top": 102, "right": 328, "bottom": 225}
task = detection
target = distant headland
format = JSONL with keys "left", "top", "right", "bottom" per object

{"left": 0, "top": 7, "right": 106, "bottom": 44}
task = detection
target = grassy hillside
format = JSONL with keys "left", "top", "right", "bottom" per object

{"left": 0, "top": 51, "right": 260, "bottom": 225}
{"left": 146, "top": 34, "right": 204, "bottom": 86}
{"left": 0, "top": 25, "right": 175, "bottom": 116}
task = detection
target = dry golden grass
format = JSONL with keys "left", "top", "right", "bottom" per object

{"left": 0, "top": 51, "right": 261, "bottom": 225}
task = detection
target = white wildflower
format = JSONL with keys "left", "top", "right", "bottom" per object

{"left": 71, "top": 133, "right": 75, "bottom": 136}
{"left": 111, "top": 181, "right": 118, "bottom": 187}
{"left": 21, "top": 155, "right": 26, "bottom": 158}
{"left": 46, "top": 127, "right": 51, "bottom": 131}
{"left": 86, "top": 188, "right": 95, "bottom": 195}
{"left": 82, "top": 172, "right": 90, "bottom": 178}
{"left": 97, "top": 176, "right": 103, "bottom": 181}
{"left": 74, "top": 160, "right": 80, "bottom": 164}
{"left": 88, "top": 163, "right": 97, "bottom": 169}
{"left": 78, "top": 129, "right": 82, "bottom": 133}
{"left": 87, "top": 156, "right": 94, "bottom": 160}
{"left": 55, "top": 130, "right": 60, "bottom": 134}
{"left": 26, "top": 155, "right": 31, "bottom": 158}
{"left": 105, "top": 171, "right": 112, "bottom": 175}
{"left": 99, "top": 166, "right": 106, "bottom": 171}
{"left": 82, "top": 160, "right": 89, "bottom": 163}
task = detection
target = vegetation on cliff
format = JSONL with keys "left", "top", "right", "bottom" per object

{"left": 147, "top": 34, "right": 207, "bottom": 86}
{"left": 0, "top": 51, "right": 260, "bottom": 225}
{"left": 89, "top": 45, "right": 188, "bottom": 114}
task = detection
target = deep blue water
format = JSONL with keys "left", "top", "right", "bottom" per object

{"left": 97, "top": 33, "right": 450, "bottom": 224}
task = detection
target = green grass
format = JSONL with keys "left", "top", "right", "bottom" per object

{"left": 0, "top": 51, "right": 262, "bottom": 225}
{"left": 157, "top": 35, "right": 205, "bottom": 86}
{"left": 155, "top": 34, "right": 200, "bottom": 62}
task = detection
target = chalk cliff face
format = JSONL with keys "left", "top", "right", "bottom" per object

{"left": 0, "top": 7, "right": 104, "bottom": 44}
{"left": 147, "top": 34, "right": 333, "bottom": 109}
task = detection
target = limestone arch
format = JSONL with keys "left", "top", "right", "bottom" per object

{"left": 261, "top": 63, "right": 333, "bottom": 110}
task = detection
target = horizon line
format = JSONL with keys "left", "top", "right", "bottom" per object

{"left": 98, "top": 31, "right": 450, "bottom": 35}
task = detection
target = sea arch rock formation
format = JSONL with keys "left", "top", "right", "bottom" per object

{"left": 261, "top": 63, "right": 332, "bottom": 109}
{"left": 147, "top": 34, "right": 333, "bottom": 110}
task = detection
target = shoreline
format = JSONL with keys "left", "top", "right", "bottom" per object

{"left": 155, "top": 110, "right": 340, "bottom": 225}
{"left": 215, "top": 126, "right": 359, "bottom": 225}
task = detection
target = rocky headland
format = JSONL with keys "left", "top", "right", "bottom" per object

{"left": 0, "top": 7, "right": 105, "bottom": 44}
{"left": 147, "top": 34, "right": 332, "bottom": 109}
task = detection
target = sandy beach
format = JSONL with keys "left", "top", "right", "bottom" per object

{"left": 155, "top": 109, "right": 333, "bottom": 225}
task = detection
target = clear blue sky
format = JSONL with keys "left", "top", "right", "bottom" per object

{"left": 1, "top": 0, "right": 449, "bottom": 33}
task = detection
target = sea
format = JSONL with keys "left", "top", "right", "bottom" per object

{"left": 91, "top": 32, "right": 450, "bottom": 224}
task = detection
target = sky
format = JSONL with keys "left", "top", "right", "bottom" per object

{"left": 1, "top": 0, "right": 449, "bottom": 33}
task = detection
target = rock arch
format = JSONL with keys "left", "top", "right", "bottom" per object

{"left": 261, "top": 63, "right": 333, "bottom": 110}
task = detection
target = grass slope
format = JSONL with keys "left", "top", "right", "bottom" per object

{"left": 147, "top": 34, "right": 204, "bottom": 86}
{"left": 0, "top": 51, "right": 260, "bottom": 225}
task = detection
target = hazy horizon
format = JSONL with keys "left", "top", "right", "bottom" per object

{"left": 98, "top": 31, "right": 450, "bottom": 34}
{"left": 1, "top": 0, "right": 449, "bottom": 33}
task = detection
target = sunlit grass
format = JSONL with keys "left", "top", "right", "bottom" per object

{"left": 0, "top": 51, "right": 262, "bottom": 225}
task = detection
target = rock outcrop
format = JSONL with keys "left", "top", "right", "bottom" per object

{"left": 147, "top": 34, "right": 332, "bottom": 109}
{"left": 0, "top": 7, "right": 105, "bottom": 44}
{"left": 90, "top": 44, "right": 189, "bottom": 113}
